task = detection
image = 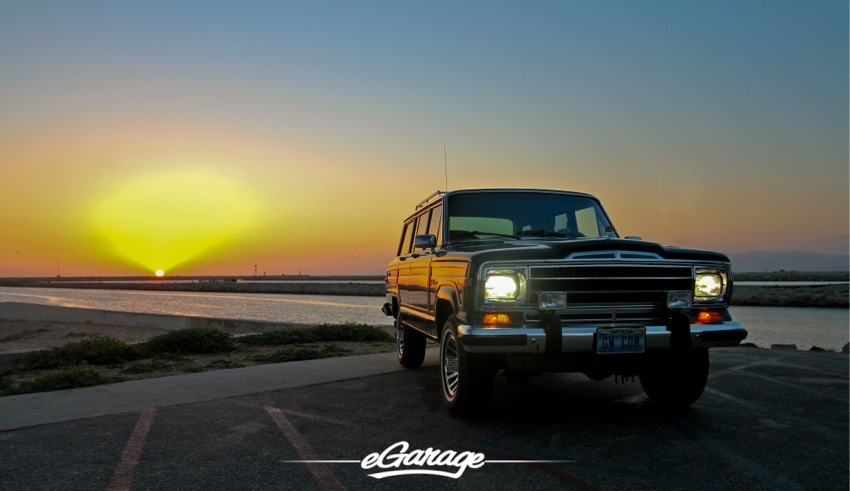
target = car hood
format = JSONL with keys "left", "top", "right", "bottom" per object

{"left": 446, "top": 238, "right": 730, "bottom": 263}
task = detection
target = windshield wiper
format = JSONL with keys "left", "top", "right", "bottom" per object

{"left": 470, "top": 231, "right": 519, "bottom": 239}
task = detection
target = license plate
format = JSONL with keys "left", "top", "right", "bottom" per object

{"left": 597, "top": 327, "right": 645, "bottom": 354}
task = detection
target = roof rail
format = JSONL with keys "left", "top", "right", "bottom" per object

{"left": 415, "top": 190, "right": 444, "bottom": 209}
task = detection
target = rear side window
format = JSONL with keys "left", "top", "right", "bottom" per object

{"left": 428, "top": 205, "right": 443, "bottom": 244}
{"left": 414, "top": 212, "right": 429, "bottom": 237}
{"left": 398, "top": 221, "right": 414, "bottom": 255}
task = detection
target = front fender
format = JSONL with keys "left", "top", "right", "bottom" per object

{"left": 434, "top": 286, "right": 461, "bottom": 337}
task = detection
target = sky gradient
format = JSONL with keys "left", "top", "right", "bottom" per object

{"left": 1, "top": 1, "right": 847, "bottom": 276}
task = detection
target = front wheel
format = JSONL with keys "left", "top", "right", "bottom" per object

{"left": 440, "top": 317, "right": 495, "bottom": 416}
{"left": 639, "top": 349, "right": 709, "bottom": 407}
{"left": 396, "top": 315, "right": 425, "bottom": 368}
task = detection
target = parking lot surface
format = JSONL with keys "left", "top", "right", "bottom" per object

{"left": 0, "top": 347, "right": 847, "bottom": 490}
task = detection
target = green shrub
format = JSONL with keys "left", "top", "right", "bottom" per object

{"left": 184, "top": 359, "right": 246, "bottom": 373}
{"left": 240, "top": 324, "right": 392, "bottom": 346}
{"left": 11, "top": 364, "right": 112, "bottom": 394}
{"left": 153, "top": 353, "right": 190, "bottom": 362}
{"left": 123, "top": 360, "right": 171, "bottom": 374}
{"left": 18, "top": 337, "right": 143, "bottom": 370}
{"left": 312, "top": 323, "right": 393, "bottom": 342}
{"left": 144, "top": 328, "right": 235, "bottom": 354}
{"left": 247, "top": 345, "right": 350, "bottom": 363}
{"left": 203, "top": 359, "right": 245, "bottom": 369}
{"left": 239, "top": 329, "right": 317, "bottom": 345}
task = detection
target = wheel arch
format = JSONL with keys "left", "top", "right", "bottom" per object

{"left": 434, "top": 286, "right": 459, "bottom": 338}
{"left": 391, "top": 295, "right": 399, "bottom": 318}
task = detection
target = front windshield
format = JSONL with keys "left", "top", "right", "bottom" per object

{"left": 446, "top": 191, "right": 616, "bottom": 242}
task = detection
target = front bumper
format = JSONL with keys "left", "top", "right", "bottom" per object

{"left": 458, "top": 321, "right": 747, "bottom": 354}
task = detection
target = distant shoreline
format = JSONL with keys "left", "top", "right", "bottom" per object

{"left": 1, "top": 273, "right": 847, "bottom": 308}
{"left": 732, "top": 284, "right": 847, "bottom": 308}
{"left": 734, "top": 271, "right": 848, "bottom": 282}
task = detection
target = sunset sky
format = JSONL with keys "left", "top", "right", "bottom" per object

{"left": 1, "top": 1, "right": 847, "bottom": 277}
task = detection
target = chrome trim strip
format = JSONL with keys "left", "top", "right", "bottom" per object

{"left": 566, "top": 250, "right": 663, "bottom": 260}
{"left": 457, "top": 321, "right": 746, "bottom": 354}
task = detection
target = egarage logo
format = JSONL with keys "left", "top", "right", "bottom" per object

{"left": 284, "top": 440, "right": 573, "bottom": 480}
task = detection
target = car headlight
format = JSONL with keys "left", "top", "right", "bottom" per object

{"left": 694, "top": 269, "right": 726, "bottom": 301}
{"left": 483, "top": 268, "right": 526, "bottom": 304}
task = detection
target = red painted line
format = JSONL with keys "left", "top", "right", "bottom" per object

{"left": 107, "top": 407, "right": 157, "bottom": 491}
{"left": 265, "top": 406, "right": 345, "bottom": 490}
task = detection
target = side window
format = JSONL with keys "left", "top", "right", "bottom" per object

{"left": 398, "top": 221, "right": 414, "bottom": 256}
{"left": 415, "top": 211, "right": 429, "bottom": 237}
{"left": 428, "top": 204, "right": 443, "bottom": 244}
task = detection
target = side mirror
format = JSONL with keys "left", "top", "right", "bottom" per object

{"left": 414, "top": 234, "right": 437, "bottom": 250}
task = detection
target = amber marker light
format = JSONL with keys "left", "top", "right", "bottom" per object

{"left": 483, "top": 313, "right": 512, "bottom": 326}
{"left": 696, "top": 310, "right": 724, "bottom": 324}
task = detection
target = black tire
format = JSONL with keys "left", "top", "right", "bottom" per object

{"left": 639, "top": 349, "right": 709, "bottom": 407}
{"left": 396, "top": 315, "right": 425, "bottom": 369}
{"left": 440, "top": 316, "right": 496, "bottom": 416}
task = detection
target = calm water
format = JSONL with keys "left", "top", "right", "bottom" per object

{"left": 736, "top": 281, "right": 848, "bottom": 286}
{"left": 0, "top": 287, "right": 847, "bottom": 351}
{"left": 0, "top": 287, "right": 391, "bottom": 326}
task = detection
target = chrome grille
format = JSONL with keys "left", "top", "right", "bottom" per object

{"left": 527, "top": 264, "right": 693, "bottom": 325}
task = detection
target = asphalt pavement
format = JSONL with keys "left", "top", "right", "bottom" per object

{"left": 0, "top": 346, "right": 847, "bottom": 490}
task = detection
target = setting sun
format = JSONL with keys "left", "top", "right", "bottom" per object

{"left": 155, "top": 269, "right": 165, "bottom": 277}
{"left": 90, "top": 169, "right": 265, "bottom": 274}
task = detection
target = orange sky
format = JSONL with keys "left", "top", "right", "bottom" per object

{"left": 1, "top": 2, "right": 847, "bottom": 277}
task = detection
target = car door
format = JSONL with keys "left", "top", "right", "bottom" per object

{"left": 395, "top": 219, "right": 414, "bottom": 307}
{"left": 406, "top": 209, "right": 433, "bottom": 314}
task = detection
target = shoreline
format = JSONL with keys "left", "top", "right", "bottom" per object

{"left": 732, "top": 283, "right": 848, "bottom": 308}
{"left": 1, "top": 302, "right": 846, "bottom": 355}
{"left": 1, "top": 281, "right": 847, "bottom": 308}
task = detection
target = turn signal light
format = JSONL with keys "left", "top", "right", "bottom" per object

{"left": 695, "top": 310, "right": 723, "bottom": 324}
{"left": 483, "top": 313, "right": 512, "bottom": 325}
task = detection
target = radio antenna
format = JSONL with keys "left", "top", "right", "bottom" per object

{"left": 443, "top": 143, "right": 448, "bottom": 191}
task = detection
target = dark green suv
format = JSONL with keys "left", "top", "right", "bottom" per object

{"left": 383, "top": 189, "right": 747, "bottom": 416}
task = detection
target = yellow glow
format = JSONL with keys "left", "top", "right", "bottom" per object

{"left": 483, "top": 313, "right": 512, "bottom": 325}
{"left": 91, "top": 170, "right": 263, "bottom": 273}
{"left": 155, "top": 269, "right": 165, "bottom": 277}
{"left": 696, "top": 310, "right": 723, "bottom": 324}
{"left": 485, "top": 275, "right": 518, "bottom": 299}
{"left": 694, "top": 273, "right": 723, "bottom": 298}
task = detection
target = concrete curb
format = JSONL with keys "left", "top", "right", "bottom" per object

{"left": 0, "top": 348, "right": 439, "bottom": 431}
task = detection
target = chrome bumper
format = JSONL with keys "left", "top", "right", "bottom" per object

{"left": 457, "top": 322, "right": 747, "bottom": 354}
